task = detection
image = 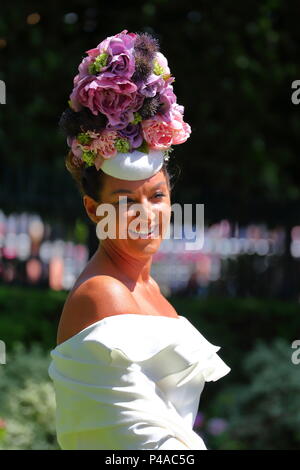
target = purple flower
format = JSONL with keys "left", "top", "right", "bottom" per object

{"left": 79, "top": 29, "right": 136, "bottom": 80}
{"left": 73, "top": 55, "right": 95, "bottom": 86}
{"left": 157, "top": 83, "right": 177, "bottom": 122}
{"left": 105, "top": 110, "right": 134, "bottom": 130}
{"left": 71, "top": 29, "right": 136, "bottom": 88}
{"left": 105, "top": 93, "right": 145, "bottom": 131}
{"left": 94, "top": 29, "right": 136, "bottom": 79}
{"left": 131, "top": 91, "right": 145, "bottom": 112}
{"left": 118, "top": 123, "right": 143, "bottom": 150}
{"left": 138, "top": 73, "right": 165, "bottom": 98}
{"left": 70, "top": 75, "right": 138, "bottom": 125}
{"left": 73, "top": 30, "right": 136, "bottom": 84}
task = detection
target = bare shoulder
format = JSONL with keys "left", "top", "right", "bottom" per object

{"left": 56, "top": 276, "right": 140, "bottom": 346}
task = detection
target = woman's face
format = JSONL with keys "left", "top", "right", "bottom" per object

{"left": 93, "top": 169, "right": 171, "bottom": 256}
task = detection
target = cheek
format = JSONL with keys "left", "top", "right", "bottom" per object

{"left": 113, "top": 202, "right": 171, "bottom": 232}
{"left": 114, "top": 208, "right": 135, "bottom": 236}
{"left": 159, "top": 204, "right": 171, "bottom": 233}
{"left": 158, "top": 201, "right": 171, "bottom": 220}
{"left": 144, "top": 203, "right": 171, "bottom": 233}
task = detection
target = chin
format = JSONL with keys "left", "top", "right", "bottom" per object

{"left": 130, "top": 237, "right": 162, "bottom": 254}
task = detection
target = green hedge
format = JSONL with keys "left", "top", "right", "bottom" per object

{"left": 0, "top": 286, "right": 66, "bottom": 351}
{"left": 0, "top": 342, "right": 59, "bottom": 449}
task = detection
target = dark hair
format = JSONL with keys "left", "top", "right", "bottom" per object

{"left": 65, "top": 150, "right": 180, "bottom": 202}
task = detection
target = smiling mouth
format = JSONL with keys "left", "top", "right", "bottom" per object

{"left": 128, "top": 225, "right": 160, "bottom": 238}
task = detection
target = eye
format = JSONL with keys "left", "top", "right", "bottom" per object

{"left": 114, "top": 193, "right": 165, "bottom": 206}
{"left": 114, "top": 198, "right": 135, "bottom": 206}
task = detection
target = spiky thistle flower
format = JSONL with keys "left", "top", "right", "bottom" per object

{"left": 139, "top": 94, "right": 161, "bottom": 120}
{"left": 131, "top": 32, "right": 160, "bottom": 83}
{"left": 133, "top": 32, "right": 160, "bottom": 61}
{"left": 131, "top": 54, "right": 153, "bottom": 83}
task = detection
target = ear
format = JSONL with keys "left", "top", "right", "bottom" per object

{"left": 83, "top": 195, "right": 99, "bottom": 224}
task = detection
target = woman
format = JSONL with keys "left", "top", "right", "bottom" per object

{"left": 48, "top": 29, "right": 231, "bottom": 450}
{"left": 56, "top": 155, "right": 176, "bottom": 347}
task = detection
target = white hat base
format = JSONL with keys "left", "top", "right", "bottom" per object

{"left": 100, "top": 149, "right": 165, "bottom": 181}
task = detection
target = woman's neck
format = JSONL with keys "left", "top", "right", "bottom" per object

{"left": 95, "top": 241, "right": 153, "bottom": 286}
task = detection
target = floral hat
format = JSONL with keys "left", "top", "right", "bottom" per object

{"left": 59, "top": 29, "right": 191, "bottom": 181}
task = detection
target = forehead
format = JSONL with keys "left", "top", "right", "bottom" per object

{"left": 102, "top": 170, "right": 168, "bottom": 195}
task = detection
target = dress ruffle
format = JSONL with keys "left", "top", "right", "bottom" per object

{"left": 52, "top": 314, "right": 230, "bottom": 383}
{"left": 48, "top": 314, "right": 231, "bottom": 450}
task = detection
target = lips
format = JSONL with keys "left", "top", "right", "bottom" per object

{"left": 128, "top": 224, "right": 160, "bottom": 237}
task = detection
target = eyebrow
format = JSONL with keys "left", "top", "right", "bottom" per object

{"left": 110, "top": 181, "right": 167, "bottom": 196}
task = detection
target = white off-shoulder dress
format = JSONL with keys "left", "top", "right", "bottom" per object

{"left": 48, "top": 314, "right": 231, "bottom": 450}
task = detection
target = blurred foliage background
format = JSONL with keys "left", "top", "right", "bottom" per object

{"left": 1, "top": 0, "right": 300, "bottom": 226}
{"left": 0, "top": 0, "right": 300, "bottom": 450}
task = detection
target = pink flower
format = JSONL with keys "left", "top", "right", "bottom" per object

{"left": 70, "top": 137, "right": 85, "bottom": 158}
{"left": 92, "top": 129, "right": 119, "bottom": 171}
{"left": 69, "top": 30, "right": 137, "bottom": 115}
{"left": 91, "top": 129, "right": 118, "bottom": 159}
{"left": 69, "top": 130, "right": 99, "bottom": 161}
{"left": 141, "top": 119, "right": 174, "bottom": 150}
{"left": 68, "top": 130, "right": 119, "bottom": 170}
{"left": 158, "top": 83, "right": 177, "bottom": 122}
{"left": 141, "top": 103, "right": 191, "bottom": 149}
{"left": 171, "top": 104, "right": 192, "bottom": 145}
{"left": 70, "top": 75, "right": 138, "bottom": 124}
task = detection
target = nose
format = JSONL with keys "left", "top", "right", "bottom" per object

{"left": 137, "top": 200, "right": 156, "bottom": 229}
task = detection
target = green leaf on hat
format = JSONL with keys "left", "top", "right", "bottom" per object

{"left": 136, "top": 140, "right": 149, "bottom": 154}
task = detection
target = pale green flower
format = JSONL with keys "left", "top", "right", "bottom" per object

{"left": 131, "top": 112, "right": 142, "bottom": 125}
{"left": 77, "top": 133, "right": 92, "bottom": 145}
{"left": 115, "top": 137, "right": 130, "bottom": 153}
{"left": 88, "top": 53, "right": 109, "bottom": 74}
{"left": 82, "top": 150, "right": 96, "bottom": 166}
{"left": 153, "top": 59, "right": 164, "bottom": 76}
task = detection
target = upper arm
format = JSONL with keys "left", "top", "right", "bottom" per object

{"left": 57, "top": 276, "right": 140, "bottom": 345}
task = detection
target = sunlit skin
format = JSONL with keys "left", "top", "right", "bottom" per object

{"left": 82, "top": 169, "right": 172, "bottom": 290}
